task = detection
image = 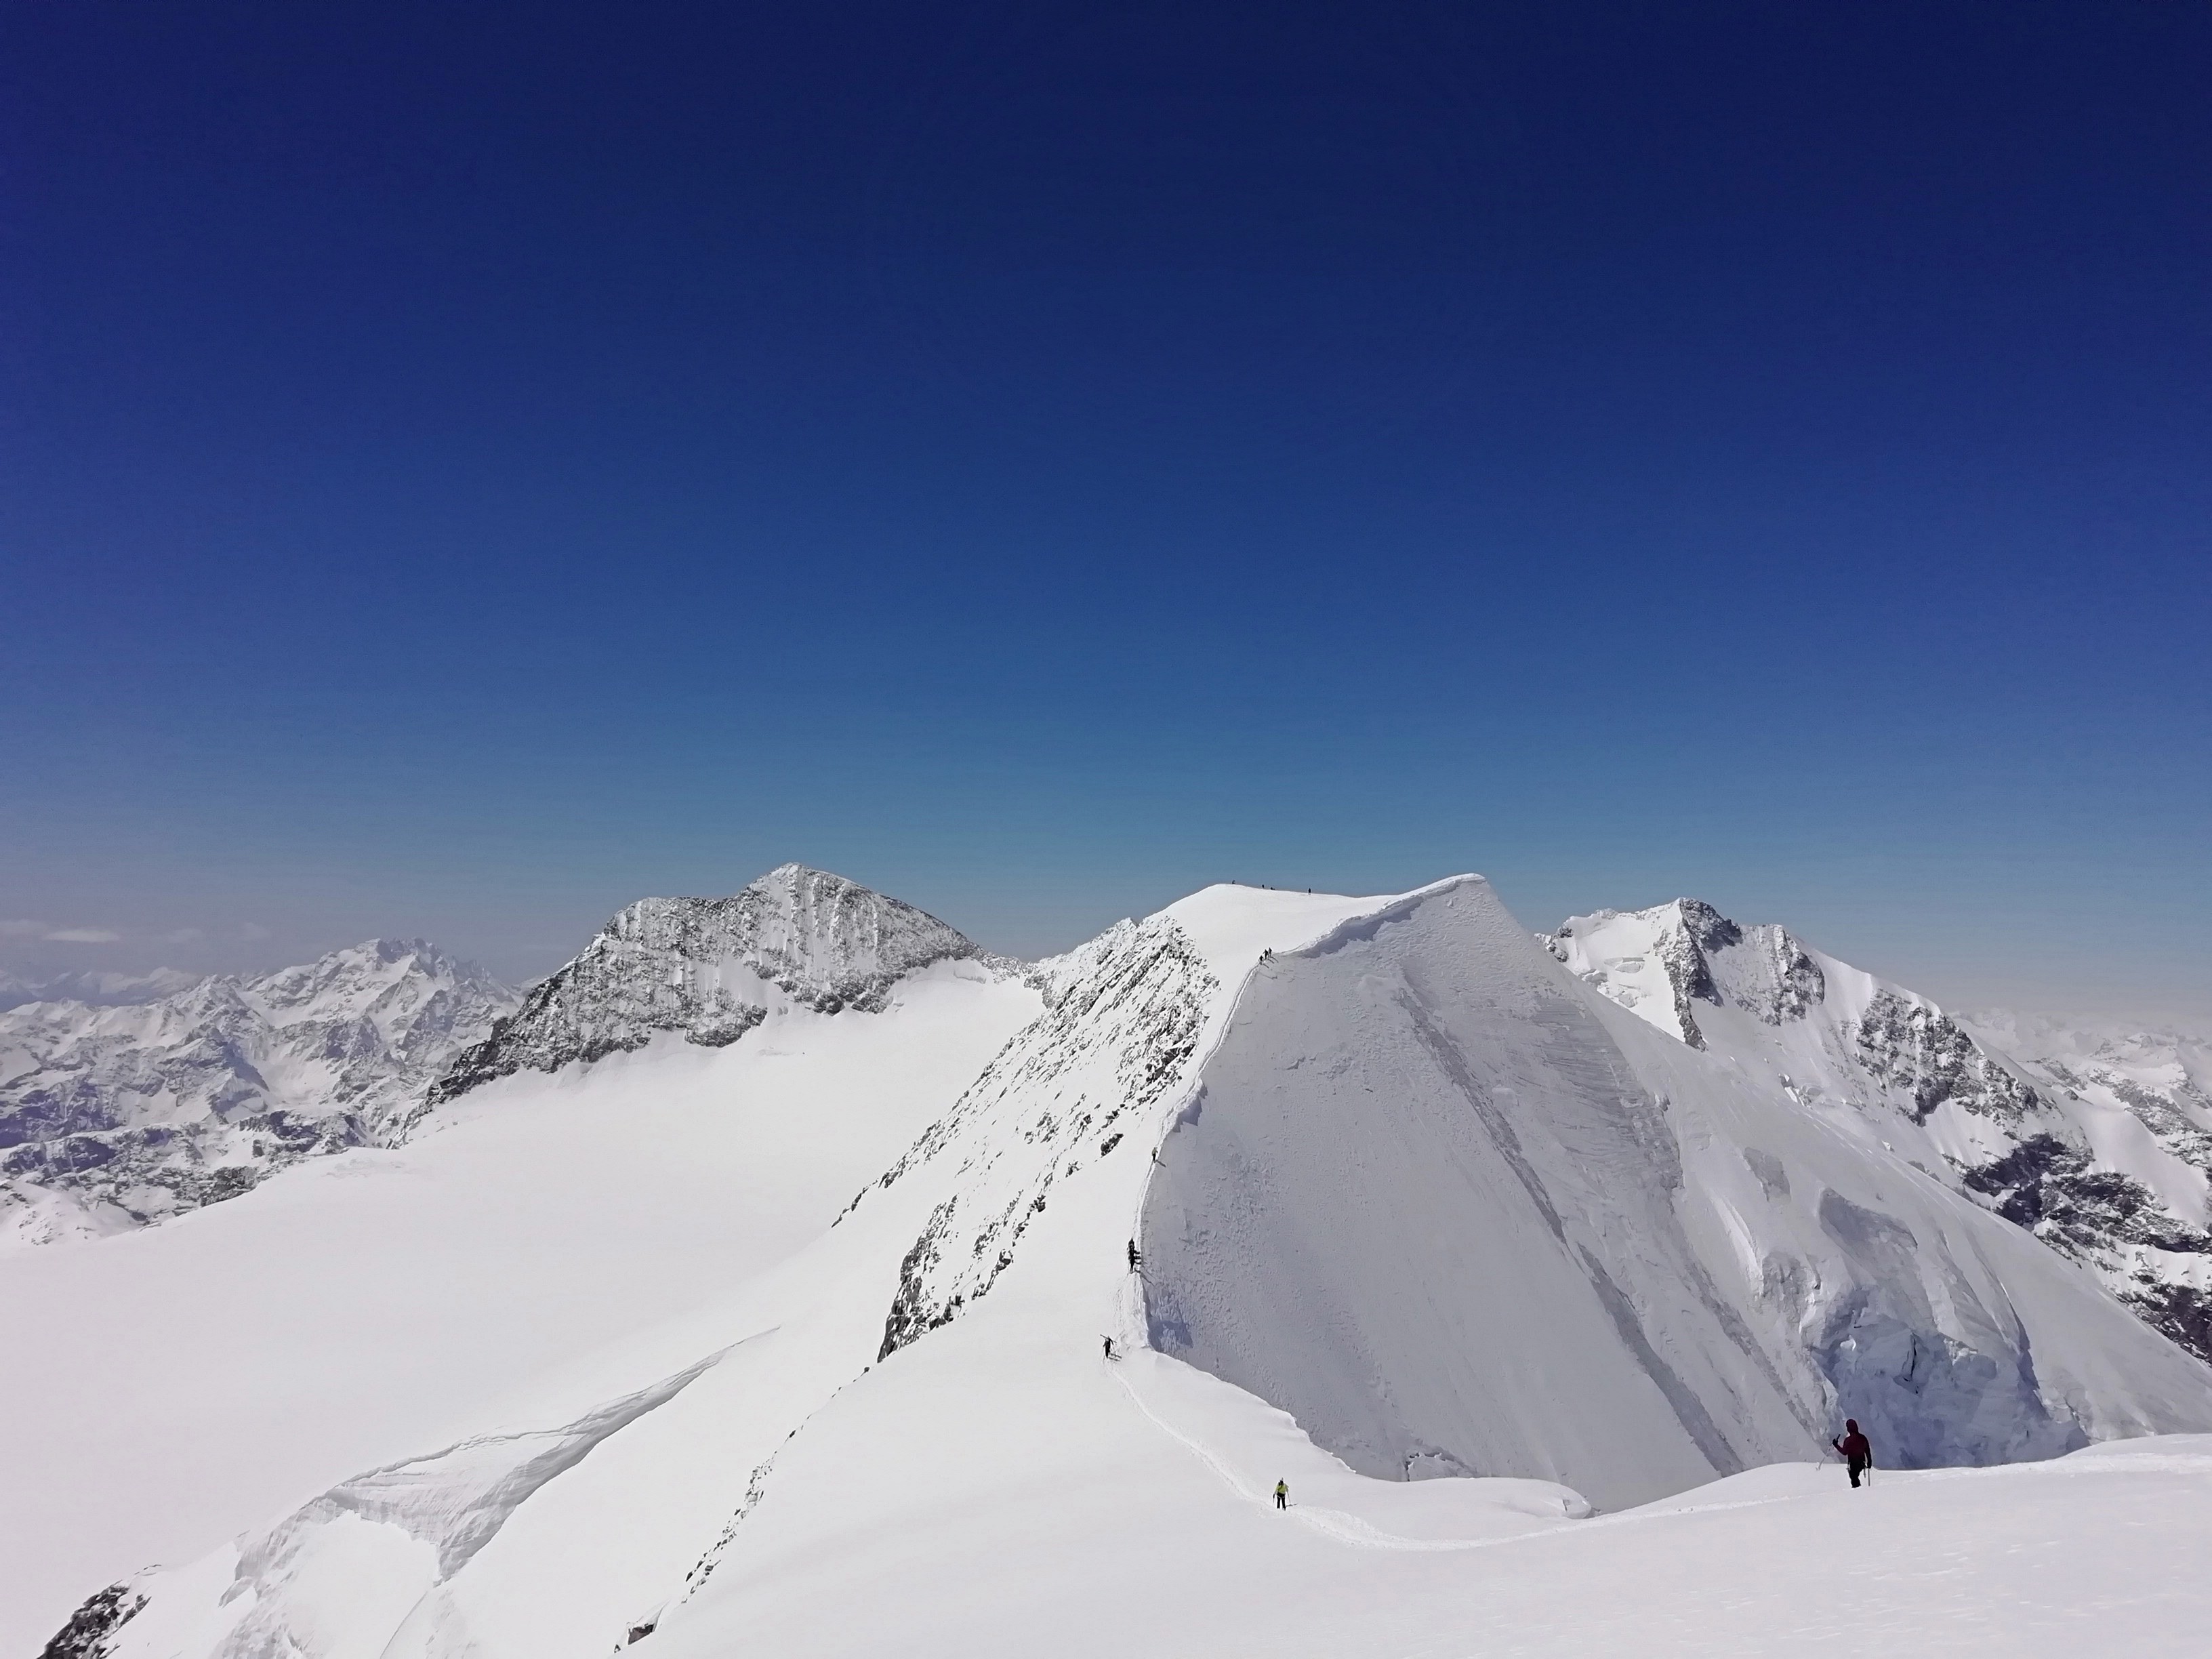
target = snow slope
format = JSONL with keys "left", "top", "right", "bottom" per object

{"left": 640, "top": 1423, "right": 2212, "bottom": 1658}
{"left": 1548, "top": 901, "right": 2212, "bottom": 1361}
{"left": 37, "top": 874, "right": 2212, "bottom": 1658}
{"left": 0, "top": 955, "right": 1040, "bottom": 1657}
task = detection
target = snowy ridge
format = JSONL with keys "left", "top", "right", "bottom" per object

{"left": 1545, "top": 899, "right": 2212, "bottom": 1363}
{"left": 1146, "top": 878, "right": 2211, "bottom": 1507}
{"left": 0, "top": 939, "right": 515, "bottom": 1247}
{"left": 21, "top": 873, "right": 2212, "bottom": 1659}
{"left": 430, "top": 865, "right": 1012, "bottom": 1103}
{"left": 861, "top": 912, "right": 1218, "bottom": 1357}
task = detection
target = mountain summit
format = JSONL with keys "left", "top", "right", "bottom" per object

{"left": 431, "top": 865, "right": 1015, "bottom": 1102}
{"left": 1547, "top": 898, "right": 2212, "bottom": 1363}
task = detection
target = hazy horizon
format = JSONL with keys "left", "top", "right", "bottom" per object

{"left": 5, "top": 854, "right": 2208, "bottom": 1031}
{"left": 6, "top": 3, "right": 2207, "bottom": 1027}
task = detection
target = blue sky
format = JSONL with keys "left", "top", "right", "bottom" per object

{"left": 3, "top": 2, "right": 2208, "bottom": 1019}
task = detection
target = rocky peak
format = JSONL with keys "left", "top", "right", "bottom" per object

{"left": 430, "top": 865, "right": 1011, "bottom": 1103}
{"left": 1544, "top": 899, "right": 1822, "bottom": 1048}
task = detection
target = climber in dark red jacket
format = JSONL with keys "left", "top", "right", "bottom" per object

{"left": 1832, "top": 1420, "right": 1873, "bottom": 1488}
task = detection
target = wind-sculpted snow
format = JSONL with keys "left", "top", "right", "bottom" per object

{"left": 1147, "top": 879, "right": 2212, "bottom": 1509}
{"left": 431, "top": 865, "right": 1008, "bottom": 1103}
{"left": 52, "top": 1351, "right": 729, "bottom": 1659}
{"left": 865, "top": 916, "right": 1216, "bottom": 1358}
{"left": 0, "top": 941, "right": 514, "bottom": 1246}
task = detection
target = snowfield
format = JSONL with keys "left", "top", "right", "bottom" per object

{"left": 9, "top": 870, "right": 2212, "bottom": 1658}
{"left": 0, "top": 958, "right": 1039, "bottom": 1654}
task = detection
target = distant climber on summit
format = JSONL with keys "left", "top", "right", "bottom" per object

{"left": 1127, "top": 1239, "right": 1141, "bottom": 1271}
{"left": 1274, "top": 1480, "right": 1288, "bottom": 1510}
{"left": 1832, "top": 1420, "right": 1873, "bottom": 1488}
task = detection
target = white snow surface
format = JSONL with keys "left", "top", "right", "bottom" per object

{"left": 0, "top": 957, "right": 1039, "bottom": 1656}
{"left": 1547, "top": 900, "right": 2212, "bottom": 1355}
{"left": 12, "top": 876, "right": 2212, "bottom": 1657}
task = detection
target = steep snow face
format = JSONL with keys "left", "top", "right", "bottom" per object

{"left": 0, "top": 941, "right": 516, "bottom": 1246}
{"left": 1145, "top": 880, "right": 2212, "bottom": 1509}
{"left": 1545, "top": 900, "right": 2212, "bottom": 1365}
{"left": 854, "top": 884, "right": 1382, "bottom": 1364}
{"left": 433, "top": 864, "right": 1012, "bottom": 1101}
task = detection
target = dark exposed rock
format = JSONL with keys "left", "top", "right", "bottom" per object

{"left": 1854, "top": 991, "right": 2043, "bottom": 1126}
{"left": 432, "top": 865, "right": 1006, "bottom": 1105}
{"left": 872, "top": 918, "right": 1214, "bottom": 1360}
{"left": 39, "top": 1582, "right": 145, "bottom": 1658}
{"left": 1965, "top": 1134, "right": 2212, "bottom": 1258}
{"left": 2124, "top": 1281, "right": 2212, "bottom": 1364}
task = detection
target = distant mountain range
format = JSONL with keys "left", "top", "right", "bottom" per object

{"left": 0, "top": 966, "right": 205, "bottom": 1012}
{"left": 1, "top": 939, "right": 516, "bottom": 1244}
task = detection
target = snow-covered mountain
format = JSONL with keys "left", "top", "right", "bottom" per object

{"left": 20, "top": 870, "right": 2212, "bottom": 1659}
{"left": 1543, "top": 899, "right": 2212, "bottom": 1365}
{"left": 0, "top": 940, "right": 516, "bottom": 1246}
{"left": 428, "top": 863, "right": 1021, "bottom": 1109}
{"left": 0, "top": 966, "right": 202, "bottom": 1013}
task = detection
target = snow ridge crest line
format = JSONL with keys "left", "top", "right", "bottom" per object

{"left": 862, "top": 914, "right": 1219, "bottom": 1359}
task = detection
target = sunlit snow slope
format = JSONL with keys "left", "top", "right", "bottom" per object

{"left": 20, "top": 875, "right": 2212, "bottom": 1659}
{"left": 0, "top": 954, "right": 1038, "bottom": 1657}
{"left": 1549, "top": 901, "right": 2212, "bottom": 1362}
{"left": 1145, "top": 880, "right": 2209, "bottom": 1507}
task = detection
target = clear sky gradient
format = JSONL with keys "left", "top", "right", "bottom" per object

{"left": 3, "top": 2, "right": 2208, "bottom": 1021}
